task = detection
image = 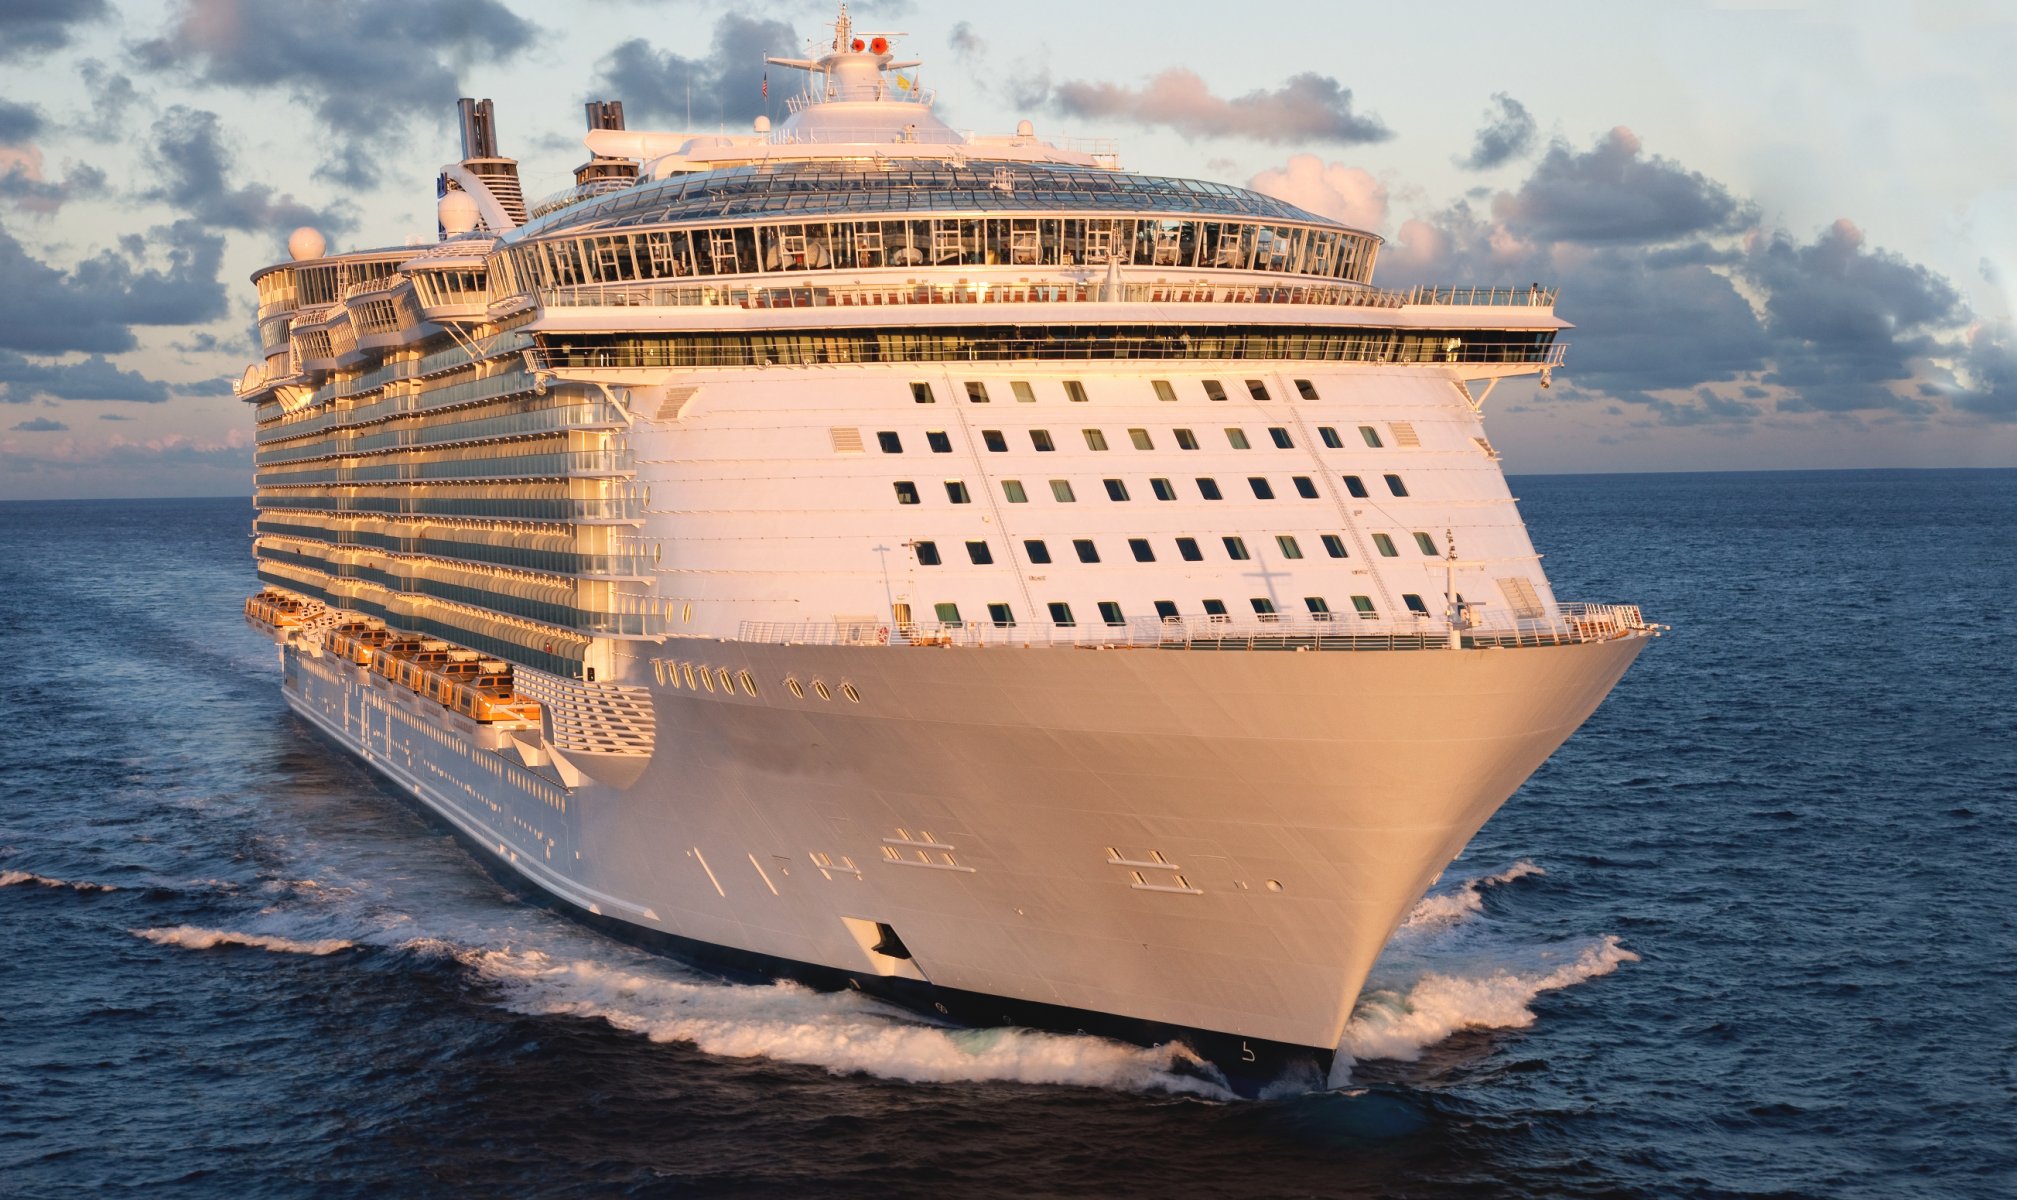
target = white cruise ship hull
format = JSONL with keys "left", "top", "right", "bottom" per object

{"left": 278, "top": 630, "right": 1647, "bottom": 1086}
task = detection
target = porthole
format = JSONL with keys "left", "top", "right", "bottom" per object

{"left": 738, "top": 669, "right": 758, "bottom": 697}
{"left": 840, "top": 682, "right": 861, "bottom": 703}
{"left": 716, "top": 667, "right": 733, "bottom": 692}
{"left": 813, "top": 680, "right": 833, "bottom": 701}
{"left": 786, "top": 677, "right": 805, "bottom": 699}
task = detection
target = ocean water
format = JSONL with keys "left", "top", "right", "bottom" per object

{"left": 2, "top": 470, "right": 2013, "bottom": 1199}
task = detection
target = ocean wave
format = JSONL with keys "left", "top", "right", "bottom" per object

{"left": 1403, "top": 860, "right": 1546, "bottom": 928}
{"left": 0, "top": 870, "right": 120, "bottom": 893}
{"left": 131, "top": 925, "right": 357, "bottom": 956}
{"left": 449, "top": 943, "right": 1234, "bottom": 1098}
{"left": 1342, "top": 935, "right": 1639, "bottom": 1063}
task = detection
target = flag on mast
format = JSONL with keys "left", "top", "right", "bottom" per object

{"left": 761, "top": 71, "right": 768, "bottom": 100}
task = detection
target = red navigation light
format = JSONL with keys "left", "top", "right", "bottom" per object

{"left": 870, "top": 36, "right": 888, "bottom": 54}
{"left": 852, "top": 38, "right": 865, "bottom": 51}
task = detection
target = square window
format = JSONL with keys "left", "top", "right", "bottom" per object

{"left": 1319, "top": 426, "right": 1343, "bottom": 449}
{"left": 1011, "top": 380, "right": 1036, "bottom": 403}
{"left": 927, "top": 430, "right": 952, "bottom": 453}
{"left": 966, "top": 540, "right": 993, "bottom": 565}
{"left": 1098, "top": 601, "right": 1125, "bottom": 626}
{"left": 1176, "top": 536, "right": 1203, "bottom": 562}
{"left": 1174, "top": 428, "right": 1200, "bottom": 450}
{"left": 1321, "top": 533, "right": 1348, "bottom": 558}
{"left": 877, "top": 431, "right": 903, "bottom": 453}
{"left": 1414, "top": 531, "right": 1438, "bottom": 555}
{"left": 1246, "top": 379, "right": 1271, "bottom": 402}
{"left": 988, "top": 602, "right": 1016, "bottom": 627}
{"left": 1030, "top": 429, "right": 1055, "bottom": 451}
{"left": 935, "top": 601, "right": 962, "bottom": 623}
{"left": 1197, "top": 477, "right": 1223, "bottom": 500}
{"left": 1403, "top": 593, "right": 1430, "bottom": 616}
{"left": 945, "top": 480, "right": 972, "bottom": 504}
{"left": 1385, "top": 474, "right": 1410, "bottom": 497}
{"left": 1293, "top": 475, "right": 1318, "bottom": 499}
{"left": 1295, "top": 379, "right": 1320, "bottom": 401}
{"left": 1225, "top": 428, "right": 1250, "bottom": 449}
{"left": 1083, "top": 428, "right": 1109, "bottom": 450}
{"left": 1153, "top": 600, "right": 1179, "bottom": 619}
{"left": 1048, "top": 601, "right": 1075, "bottom": 625}
{"left": 1249, "top": 477, "right": 1274, "bottom": 499}
{"left": 910, "top": 381, "right": 937, "bottom": 404}
{"left": 1064, "top": 380, "right": 1089, "bottom": 403}
{"left": 913, "top": 540, "right": 941, "bottom": 565}
{"left": 1050, "top": 479, "right": 1076, "bottom": 502}
{"left": 982, "top": 429, "right": 1007, "bottom": 452}
{"left": 965, "top": 381, "right": 991, "bottom": 403}
{"left": 1351, "top": 595, "right": 1376, "bottom": 618}
{"left": 1251, "top": 597, "right": 1277, "bottom": 617}
{"left": 1276, "top": 534, "right": 1303, "bottom": 559}
{"left": 1151, "top": 477, "right": 1177, "bottom": 501}
{"left": 1104, "top": 478, "right": 1130, "bottom": 501}
{"left": 1002, "top": 479, "right": 1028, "bottom": 503}
{"left": 1129, "top": 538, "right": 1155, "bottom": 562}
{"left": 1360, "top": 425, "right": 1383, "bottom": 448}
{"left": 1223, "top": 536, "right": 1250, "bottom": 560}
{"left": 1152, "top": 380, "right": 1177, "bottom": 402}
{"left": 1128, "top": 428, "right": 1154, "bottom": 450}
{"left": 1202, "top": 598, "right": 1229, "bottom": 618}
{"left": 1268, "top": 427, "right": 1294, "bottom": 449}
{"left": 1024, "top": 539, "right": 1052, "bottom": 564}
{"left": 1342, "top": 475, "right": 1369, "bottom": 499}
{"left": 1203, "top": 380, "right": 1228, "bottom": 402}
{"left": 1372, "top": 533, "right": 1398, "bottom": 557}
{"left": 893, "top": 480, "right": 920, "bottom": 505}
{"left": 1073, "top": 539, "right": 1100, "bottom": 563}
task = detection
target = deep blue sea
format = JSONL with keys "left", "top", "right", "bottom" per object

{"left": 3, "top": 471, "right": 2014, "bottom": 1199}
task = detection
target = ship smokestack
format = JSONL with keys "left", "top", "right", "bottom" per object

{"left": 444, "top": 97, "right": 527, "bottom": 230}
{"left": 575, "top": 99, "right": 640, "bottom": 187}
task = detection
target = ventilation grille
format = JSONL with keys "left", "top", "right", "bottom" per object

{"left": 1389, "top": 421, "right": 1421, "bottom": 447}
{"left": 1498, "top": 577, "right": 1545, "bottom": 620}
{"left": 653, "top": 384, "right": 701, "bottom": 421}
{"left": 829, "top": 426, "right": 865, "bottom": 453}
{"left": 515, "top": 668, "right": 656, "bottom": 756}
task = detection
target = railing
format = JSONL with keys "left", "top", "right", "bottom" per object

{"left": 1404, "top": 285, "right": 1558, "bottom": 307}
{"left": 530, "top": 336, "right": 1568, "bottom": 371}
{"left": 734, "top": 603, "right": 1652, "bottom": 652}
{"left": 533, "top": 278, "right": 1411, "bottom": 312}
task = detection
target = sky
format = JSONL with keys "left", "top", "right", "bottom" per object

{"left": 1, "top": 0, "right": 2013, "bottom": 499}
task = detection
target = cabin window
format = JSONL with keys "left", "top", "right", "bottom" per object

{"left": 1251, "top": 597, "right": 1277, "bottom": 618}
{"left": 1203, "top": 380, "right": 1228, "bottom": 402}
{"left": 1176, "top": 537, "right": 1203, "bottom": 561}
{"left": 1083, "top": 428, "right": 1109, "bottom": 450}
{"left": 1372, "top": 533, "right": 1398, "bottom": 557}
{"left": 893, "top": 480, "right": 920, "bottom": 505}
{"left": 1360, "top": 425, "right": 1383, "bottom": 448}
{"left": 1104, "top": 478, "right": 1130, "bottom": 501}
{"left": 913, "top": 540, "right": 941, "bottom": 565}
{"left": 1050, "top": 479, "right": 1076, "bottom": 502}
{"left": 1073, "top": 539, "right": 1100, "bottom": 563}
{"left": 1128, "top": 428, "right": 1155, "bottom": 450}
{"left": 1225, "top": 428, "right": 1250, "bottom": 449}
{"left": 1064, "top": 380, "right": 1089, "bottom": 403}
{"left": 927, "top": 430, "right": 953, "bottom": 453}
{"left": 1321, "top": 534, "right": 1348, "bottom": 558}
{"left": 1305, "top": 596, "right": 1331, "bottom": 618}
{"left": 988, "top": 603, "right": 1016, "bottom": 626}
{"left": 1295, "top": 379, "right": 1320, "bottom": 401}
{"left": 1030, "top": 429, "right": 1055, "bottom": 451}
{"left": 1386, "top": 474, "right": 1409, "bottom": 497}
{"left": 1319, "top": 426, "right": 1343, "bottom": 448}
{"left": 877, "top": 431, "right": 903, "bottom": 453}
{"left": 945, "top": 480, "right": 972, "bottom": 504}
{"left": 936, "top": 602, "right": 962, "bottom": 623}
{"left": 1001, "top": 479, "right": 1028, "bottom": 503}
{"left": 1341, "top": 475, "right": 1369, "bottom": 498}
{"left": 1129, "top": 538, "right": 1155, "bottom": 562}
{"left": 1269, "top": 427, "right": 1294, "bottom": 449}
{"left": 1351, "top": 595, "right": 1376, "bottom": 619}
{"left": 911, "top": 381, "right": 937, "bottom": 404}
{"left": 1152, "top": 380, "right": 1178, "bottom": 402}
{"left": 1403, "top": 593, "right": 1430, "bottom": 615}
{"left": 1023, "top": 539, "right": 1052, "bottom": 564}
{"left": 965, "top": 381, "right": 991, "bottom": 403}
{"left": 1011, "top": 380, "right": 1036, "bottom": 403}
{"left": 1202, "top": 599, "right": 1228, "bottom": 618}
{"left": 1154, "top": 600, "right": 1179, "bottom": 619}
{"left": 1151, "top": 477, "right": 1177, "bottom": 501}
{"left": 1276, "top": 535, "right": 1303, "bottom": 559}
{"left": 1174, "top": 428, "right": 1200, "bottom": 450}
{"left": 982, "top": 429, "right": 1007, "bottom": 452}
{"left": 1098, "top": 601, "right": 1125, "bottom": 626}
{"left": 1246, "top": 379, "right": 1271, "bottom": 402}
{"left": 1293, "top": 476, "right": 1319, "bottom": 499}
{"left": 1048, "top": 601, "right": 1075, "bottom": 625}
{"left": 966, "top": 541, "right": 993, "bottom": 565}
{"left": 1197, "top": 477, "right": 1223, "bottom": 500}
{"left": 1414, "top": 531, "right": 1438, "bottom": 556}
{"left": 1223, "top": 536, "right": 1250, "bottom": 560}
{"left": 1249, "top": 477, "right": 1275, "bottom": 500}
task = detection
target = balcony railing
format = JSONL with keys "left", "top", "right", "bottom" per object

{"left": 734, "top": 603, "right": 1654, "bottom": 652}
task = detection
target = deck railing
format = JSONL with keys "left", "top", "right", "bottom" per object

{"left": 524, "top": 279, "right": 1562, "bottom": 314}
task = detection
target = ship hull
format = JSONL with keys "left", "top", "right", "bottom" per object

{"left": 278, "top": 632, "right": 1647, "bottom": 1089}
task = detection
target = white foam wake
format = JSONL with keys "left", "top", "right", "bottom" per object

{"left": 0, "top": 870, "right": 119, "bottom": 893}
{"left": 1403, "top": 860, "right": 1545, "bottom": 929}
{"left": 132, "top": 925, "right": 357, "bottom": 956}
{"left": 438, "top": 942, "right": 1233, "bottom": 1098}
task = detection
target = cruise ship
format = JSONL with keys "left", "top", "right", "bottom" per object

{"left": 237, "top": 10, "right": 1657, "bottom": 1090}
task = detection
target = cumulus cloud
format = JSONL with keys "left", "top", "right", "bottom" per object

{"left": 76, "top": 59, "right": 144, "bottom": 140}
{"left": 947, "top": 21, "right": 983, "bottom": 60}
{"left": 1248, "top": 155, "right": 1388, "bottom": 233}
{"left": 0, "top": 0, "right": 109, "bottom": 61}
{"left": 143, "top": 106, "right": 351, "bottom": 238}
{"left": 12, "top": 417, "right": 68, "bottom": 432}
{"left": 596, "top": 15, "right": 799, "bottom": 128}
{"left": 1495, "top": 127, "right": 1755, "bottom": 245}
{"left": 0, "top": 219, "right": 226, "bottom": 355}
{"left": 1947, "top": 321, "right": 2017, "bottom": 420}
{"left": 0, "top": 100, "right": 41, "bottom": 144}
{"left": 1032, "top": 69, "right": 1391, "bottom": 145}
{"left": 134, "top": 0, "right": 538, "bottom": 188}
{"left": 1459, "top": 93, "right": 1536, "bottom": 170}
{"left": 0, "top": 350, "right": 172, "bottom": 404}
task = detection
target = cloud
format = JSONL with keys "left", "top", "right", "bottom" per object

{"left": 1248, "top": 155, "right": 1388, "bottom": 233}
{"left": 143, "top": 106, "right": 351, "bottom": 238}
{"left": 170, "top": 375, "right": 234, "bottom": 397}
{"left": 1459, "top": 94, "right": 1536, "bottom": 170}
{"left": 0, "top": 100, "right": 42, "bottom": 144}
{"left": 1495, "top": 127, "right": 1755, "bottom": 245}
{"left": 99, "top": 412, "right": 133, "bottom": 420}
{"left": 0, "top": 143, "right": 106, "bottom": 214}
{"left": 1033, "top": 69, "right": 1391, "bottom": 145}
{"left": 0, "top": 0, "right": 109, "bottom": 61}
{"left": 596, "top": 16, "right": 801, "bottom": 128}
{"left": 11, "top": 417, "right": 68, "bottom": 432}
{"left": 0, "top": 350, "right": 172, "bottom": 403}
{"left": 947, "top": 21, "right": 983, "bottom": 59}
{"left": 134, "top": 0, "right": 538, "bottom": 188}
{"left": 0, "top": 219, "right": 226, "bottom": 355}
{"left": 76, "top": 59, "right": 144, "bottom": 140}
{"left": 1948, "top": 321, "right": 2017, "bottom": 420}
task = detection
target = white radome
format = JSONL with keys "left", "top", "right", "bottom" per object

{"left": 438, "top": 189, "right": 481, "bottom": 236}
{"left": 286, "top": 226, "right": 326, "bottom": 261}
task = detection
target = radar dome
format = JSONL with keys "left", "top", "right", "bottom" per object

{"left": 1016, "top": 120, "right": 1034, "bottom": 137}
{"left": 753, "top": 115, "right": 772, "bottom": 134}
{"left": 438, "top": 189, "right": 481, "bottom": 236}
{"left": 287, "top": 227, "right": 326, "bottom": 261}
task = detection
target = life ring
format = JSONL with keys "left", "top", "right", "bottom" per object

{"left": 875, "top": 625, "right": 890, "bottom": 645}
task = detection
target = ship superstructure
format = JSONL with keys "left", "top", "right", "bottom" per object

{"left": 238, "top": 9, "right": 1656, "bottom": 1088}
